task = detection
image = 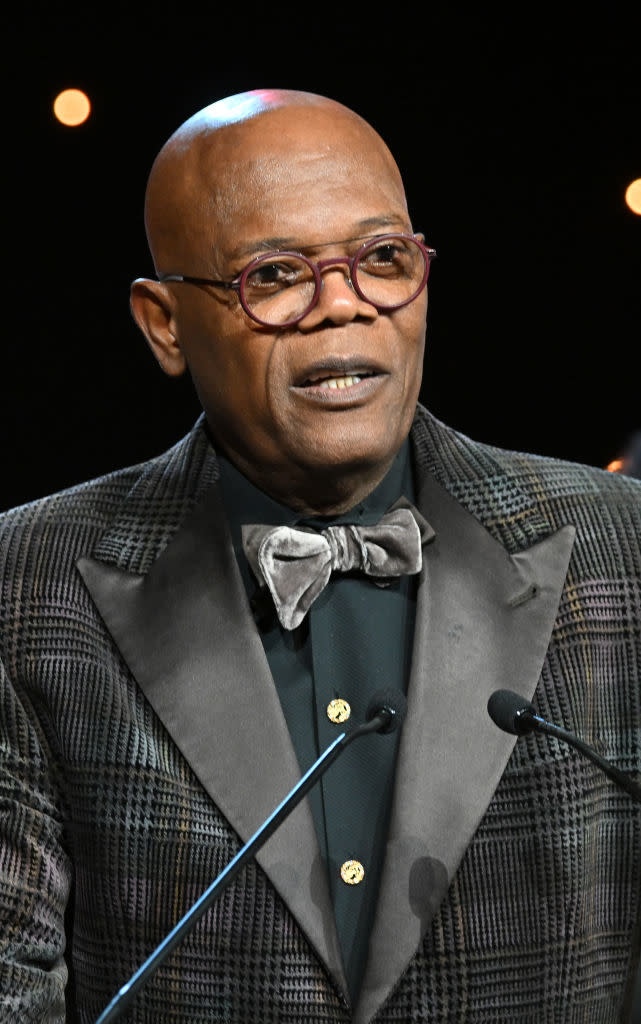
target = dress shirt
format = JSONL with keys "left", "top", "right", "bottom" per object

{"left": 217, "top": 442, "right": 418, "bottom": 1006}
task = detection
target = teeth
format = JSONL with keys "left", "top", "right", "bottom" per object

{"left": 318, "top": 375, "right": 363, "bottom": 390}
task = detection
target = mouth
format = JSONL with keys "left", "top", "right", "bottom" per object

{"left": 293, "top": 358, "right": 386, "bottom": 394}
{"left": 302, "top": 372, "right": 376, "bottom": 390}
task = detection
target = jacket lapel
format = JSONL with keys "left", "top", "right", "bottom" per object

{"left": 76, "top": 410, "right": 577, "bottom": 1021}
{"left": 77, "top": 431, "right": 347, "bottom": 999}
{"left": 354, "top": 463, "right": 575, "bottom": 1023}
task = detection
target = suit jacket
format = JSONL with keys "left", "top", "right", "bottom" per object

{"left": 1, "top": 405, "right": 640, "bottom": 1023}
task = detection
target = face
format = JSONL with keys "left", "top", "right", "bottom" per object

{"left": 139, "top": 107, "right": 428, "bottom": 508}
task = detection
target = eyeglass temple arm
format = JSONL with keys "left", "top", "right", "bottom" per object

{"left": 158, "top": 274, "right": 239, "bottom": 291}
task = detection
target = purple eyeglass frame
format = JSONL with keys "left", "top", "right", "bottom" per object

{"left": 158, "top": 232, "right": 436, "bottom": 327}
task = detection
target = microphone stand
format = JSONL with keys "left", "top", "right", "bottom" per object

{"left": 95, "top": 709, "right": 393, "bottom": 1023}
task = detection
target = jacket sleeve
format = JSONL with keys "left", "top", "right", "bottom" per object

{"left": 0, "top": 655, "right": 70, "bottom": 1022}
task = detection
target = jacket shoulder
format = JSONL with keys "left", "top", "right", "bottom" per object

{"left": 411, "top": 405, "right": 641, "bottom": 557}
{"left": 0, "top": 416, "right": 217, "bottom": 583}
{"left": 0, "top": 461, "right": 148, "bottom": 549}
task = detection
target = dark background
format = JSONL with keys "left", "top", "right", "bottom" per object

{"left": 4, "top": 8, "right": 640, "bottom": 510}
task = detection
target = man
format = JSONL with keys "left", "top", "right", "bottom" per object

{"left": 1, "top": 89, "right": 640, "bottom": 1023}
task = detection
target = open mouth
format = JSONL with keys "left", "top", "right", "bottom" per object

{"left": 302, "top": 371, "right": 377, "bottom": 390}
{"left": 295, "top": 357, "right": 383, "bottom": 390}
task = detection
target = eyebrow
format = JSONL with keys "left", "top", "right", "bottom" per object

{"left": 225, "top": 215, "right": 412, "bottom": 263}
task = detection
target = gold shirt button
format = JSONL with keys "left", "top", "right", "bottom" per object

{"left": 340, "top": 859, "right": 365, "bottom": 885}
{"left": 327, "top": 698, "right": 351, "bottom": 724}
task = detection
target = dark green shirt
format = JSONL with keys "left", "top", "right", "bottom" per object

{"left": 218, "top": 443, "right": 417, "bottom": 1005}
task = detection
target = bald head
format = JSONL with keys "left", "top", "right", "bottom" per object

{"left": 144, "top": 89, "right": 408, "bottom": 275}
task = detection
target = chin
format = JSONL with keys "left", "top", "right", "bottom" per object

{"left": 296, "top": 432, "right": 403, "bottom": 475}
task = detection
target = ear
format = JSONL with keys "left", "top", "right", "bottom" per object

{"left": 130, "top": 278, "right": 187, "bottom": 377}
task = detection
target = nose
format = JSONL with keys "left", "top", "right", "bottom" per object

{"left": 296, "top": 258, "right": 378, "bottom": 329}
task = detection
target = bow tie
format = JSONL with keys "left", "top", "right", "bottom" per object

{"left": 242, "top": 501, "right": 430, "bottom": 630}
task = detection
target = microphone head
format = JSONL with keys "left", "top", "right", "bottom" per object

{"left": 366, "top": 690, "right": 408, "bottom": 735}
{"left": 487, "top": 689, "right": 537, "bottom": 735}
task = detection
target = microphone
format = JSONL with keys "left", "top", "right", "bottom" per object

{"left": 366, "top": 687, "right": 409, "bottom": 734}
{"left": 488, "top": 688, "right": 641, "bottom": 804}
{"left": 95, "top": 690, "right": 407, "bottom": 1023}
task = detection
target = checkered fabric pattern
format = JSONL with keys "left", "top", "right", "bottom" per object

{"left": 1, "top": 406, "right": 640, "bottom": 1022}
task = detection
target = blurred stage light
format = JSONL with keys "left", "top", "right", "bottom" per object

{"left": 625, "top": 178, "right": 641, "bottom": 215}
{"left": 606, "top": 457, "right": 624, "bottom": 473}
{"left": 53, "top": 89, "right": 91, "bottom": 126}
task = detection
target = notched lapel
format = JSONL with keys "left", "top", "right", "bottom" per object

{"left": 77, "top": 483, "right": 346, "bottom": 997}
{"left": 355, "top": 471, "right": 576, "bottom": 1024}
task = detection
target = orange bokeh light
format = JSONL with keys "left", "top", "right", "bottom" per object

{"left": 53, "top": 89, "right": 91, "bottom": 127}
{"left": 625, "top": 178, "right": 641, "bottom": 215}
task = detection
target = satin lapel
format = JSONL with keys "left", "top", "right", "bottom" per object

{"left": 77, "top": 485, "right": 346, "bottom": 996}
{"left": 355, "top": 471, "right": 576, "bottom": 1024}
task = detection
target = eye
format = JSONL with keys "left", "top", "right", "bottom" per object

{"left": 244, "top": 256, "right": 309, "bottom": 291}
{"left": 368, "top": 244, "right": 399, "bottom": 264}
{"left": 358, "top": 240, "right": 414, "bottom": 276}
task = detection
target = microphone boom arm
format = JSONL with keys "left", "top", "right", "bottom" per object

{"left": 519, "top": 709, "right": 641, "bottom": 804}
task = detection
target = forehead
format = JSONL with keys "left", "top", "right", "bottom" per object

{"left": 197, "top": 111, "right": 410, "bottom": 258}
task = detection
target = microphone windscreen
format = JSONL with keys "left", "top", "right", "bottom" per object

{"left": 366, "top": 690, "right": 408, "bottom": 734}
{"left": 487, "top": 689, "right": 536, "bottom": 735}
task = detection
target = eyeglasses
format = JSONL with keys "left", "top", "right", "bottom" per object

{"left": 158, "top": 233, "right": 436, "bottom": 327}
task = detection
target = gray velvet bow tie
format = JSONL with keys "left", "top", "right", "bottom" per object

{"left": 242, "top": 502, "right": 429, "bottom": 630}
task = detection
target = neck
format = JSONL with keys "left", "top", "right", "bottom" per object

{"left": 221, "top": 451, "right": 399, "bottom": 518}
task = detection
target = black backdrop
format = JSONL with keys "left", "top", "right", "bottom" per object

{"left": 4, "top": 8, "right": 640, "bottom": 510}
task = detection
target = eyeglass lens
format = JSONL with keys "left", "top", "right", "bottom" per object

{"left": 241, "top": 235, "right": 428, "bottom": 325}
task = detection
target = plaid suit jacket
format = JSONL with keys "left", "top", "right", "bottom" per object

{"left": 1, "top": 405, "right": 640, "bottom": 1023}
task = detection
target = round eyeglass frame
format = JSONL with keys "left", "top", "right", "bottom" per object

{"left": 159, "top": 233, "right": 436, "bottom": 328}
